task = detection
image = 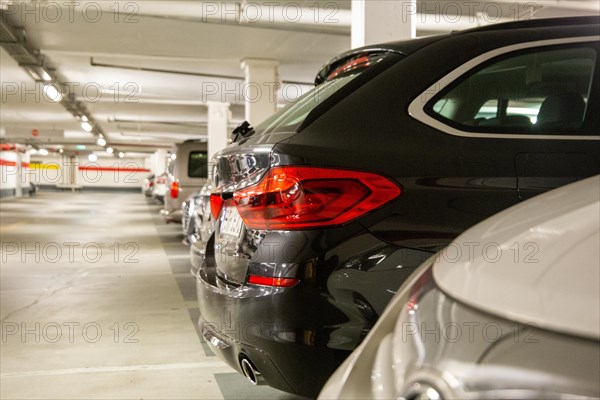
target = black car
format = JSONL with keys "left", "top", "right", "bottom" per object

{"left": 196, "top": 16, "right": 600, "bottom": 398}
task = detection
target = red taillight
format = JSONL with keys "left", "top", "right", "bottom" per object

{"left": 232, "top": 166, "right": 401, "bottom": 230}
{"left": 327, "top": 56, "right": 371, "bottom": 81}
{"left": 210, "top": 193, "right": 224, "bottom": 219}
{"left": 170, "top": 181, "right": 179, "bottom": 199}
{"left": 248, "top": 275, "right": 299, "bottom": 287}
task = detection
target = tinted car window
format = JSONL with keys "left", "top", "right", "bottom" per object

{"left": 429, "top": 45, "right": 597, "bottom": 133}
{"left": 188, "top": 151, "right": 208, "bottom": 178}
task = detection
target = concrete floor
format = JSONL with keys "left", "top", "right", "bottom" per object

{"left": 0, "top": 192, "right": 305, "bottom": 400}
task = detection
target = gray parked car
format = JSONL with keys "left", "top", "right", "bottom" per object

{"left": 162, "top": 140, "right": 208, "bottom": 223}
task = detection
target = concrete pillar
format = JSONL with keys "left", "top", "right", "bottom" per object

{"left": 207, "top": 101, "right": 231, "bottom": 160}
{"left": 69, "top": 155, "right": 77, "bottom": 188}
{"left": 241, "top": 58, "right": 280, "bottom": 126}
{"left": 21, "top": 150, "right": 30, "bottom": 195}
{"left": 60, "top": 154, "right": 77, "bottom": 187}
{"left": 351, "top": 0, "right": 416, "bottom": 48}
{"left": 15, "top": 151, "right": 22, "bottom": 197}
{"left": 151, "top": 149, "right": 167, "bottom": 175}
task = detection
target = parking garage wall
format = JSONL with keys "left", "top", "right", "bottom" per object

{"left": 0, "top": 149, "right": 31, "bottom": 198}
{"left": 1, "top": 151, "right": 150, "bottom": 197}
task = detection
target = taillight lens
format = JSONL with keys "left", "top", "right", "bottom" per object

{"left": 232, "top": 166, "right": 401, "bottom": 230}
{"left": 248, "top": 275, "right": 299, "bottom": 287}
{"left": 210, "top": 193, "right": 224, "bottom": 219}
{"left": 170, "top": 181, "right": 179, "bottom": 199}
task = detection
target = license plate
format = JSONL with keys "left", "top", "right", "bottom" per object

{"left": 220, "top": 206, "right": 244, "bottom": 237}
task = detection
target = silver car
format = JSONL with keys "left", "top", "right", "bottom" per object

{"left": 320, "top": 176, "right": 600, "bottom": 400}
{"left": 189, "top": 181, "right": 213, "bottom": 275}
{"left": 162, "top": 140, "right": 208, "bottom": 223}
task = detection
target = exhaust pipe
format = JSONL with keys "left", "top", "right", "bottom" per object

{"left": 240, "top": 357, "right": 265, "bottom": 385}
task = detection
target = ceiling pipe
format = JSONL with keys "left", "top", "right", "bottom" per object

{"left": 0, "top": 11, "right": 127, "bottom": 157}
{"left": 90, "top": 57, "right": 313, "bottom": 86}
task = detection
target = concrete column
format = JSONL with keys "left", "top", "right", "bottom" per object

{"left": 207, "top": 101, "right": 231, "bottom": 160}
{"left": 151, "top": 149, "right": 167, "bottom": 175}
{"left": 351, "top": 0, "right": 415, "bottom": 48}
{"left": 14, "top": 151, "right": 22, "bottom": 197}
{"left": 69, "top": 155, "right": 77, "bottom": 188}
{"left": 21, "top": 150, "right": 30, "bottom": 195}
{"left": 59, "top": 154, "right": 77, "bottom": 187}
{"left": 241, "top": 58, "right": 280, "bottom": 126}
{"left": 60, "top": 154, "right": 69, "bottom": 186}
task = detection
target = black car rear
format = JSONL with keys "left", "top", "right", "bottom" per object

{"left": 197, "top": 16, "right": 600, "bottom": 398}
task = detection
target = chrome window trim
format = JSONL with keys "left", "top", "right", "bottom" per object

{"left": 408, "top": 36, "right": 600, "bottom": 141}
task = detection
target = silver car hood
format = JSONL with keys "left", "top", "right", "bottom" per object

{"left": 433, "top": 175, "right": 600, "bottom": 340}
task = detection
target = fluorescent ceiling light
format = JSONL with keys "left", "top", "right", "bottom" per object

{"left": 38, "top": 149, "right": 49, "bottom": 156}
{"left": 118, "top": 152, "right": 125, "bottom": 158}
{"left": 81, "top": 115, "right": 88, "bottom": 122}
{"left": 88, "top": 153, "right": 98, "bottom": 162}
{"left": 43, "top": 84, "right": 62, "bottom": 102}
{"left": 41, "top": 70, "right": 52, "bottom": 82}
{"left": 81, "top": 122, "right": 93, "bottom": 132}
{"left": 97, "top": 138, "right": 106, "bottom": 146}
{"left": 106, "top": 147, "right": 113, "bottom": 154}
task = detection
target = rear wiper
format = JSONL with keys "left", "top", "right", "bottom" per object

{"left": 232, "top": 121, "right": 255, "bottom": 142}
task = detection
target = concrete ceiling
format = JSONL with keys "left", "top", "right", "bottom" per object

{"left": 1, "top": 0, "right": 598, "bottom": 156}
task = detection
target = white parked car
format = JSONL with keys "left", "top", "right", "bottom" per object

{"left": 142, "top": 173, "right": 155, "bottom": 197}
{"left": 320, "top": 175, "right": 600, "bottom": 400}
{"left": 163, "top": 140, "right": 208, "bottom": 222}
{"left": 152, "top": 173, "right": 168, "bottom": 204}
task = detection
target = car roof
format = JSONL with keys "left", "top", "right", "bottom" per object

{"left": 458, "top": 15, "right": 600, "bottom": 33}
{"left": 329, "top": 16, "right": 600, "bottom": 65}
{"left": 433, "top": 175, "right": 600, "bottom": 339}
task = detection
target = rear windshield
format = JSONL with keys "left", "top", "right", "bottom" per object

{"left": 188, "top": 151, "right": 208, "bottom": 178}
{"left": 254, "top": 52, "right": 393, "bottom": 134}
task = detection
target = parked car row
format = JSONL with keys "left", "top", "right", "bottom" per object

{"left": 190, "top": 15, "right": 600, "bottom": 399}
{"left": 142, "top": 173, "right": 168, "bottom": 204}
{"left": 142, "top": 138, "right": 214, "bottom": 273}
{"left": 143, "top": 141, "right": 209, "bottom": 234}
{"left": 146, "top": 16, "right": 600, "bottom": 400}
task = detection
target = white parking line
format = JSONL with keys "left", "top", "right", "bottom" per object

{"left": 0, "top": 361, "right": 229, "bottom": 378}
{"left": 167, "top": 254, "right": 191, "bottom": 259}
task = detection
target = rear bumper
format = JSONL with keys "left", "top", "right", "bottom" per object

{"left": 196, "top": 228, "right": 432, "bottom": 398}
{"left": 196, "top": 265, "right": 349, "bottom": 398}
{"left": 189, "top": 237, "right": 205, "bottom": 276}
